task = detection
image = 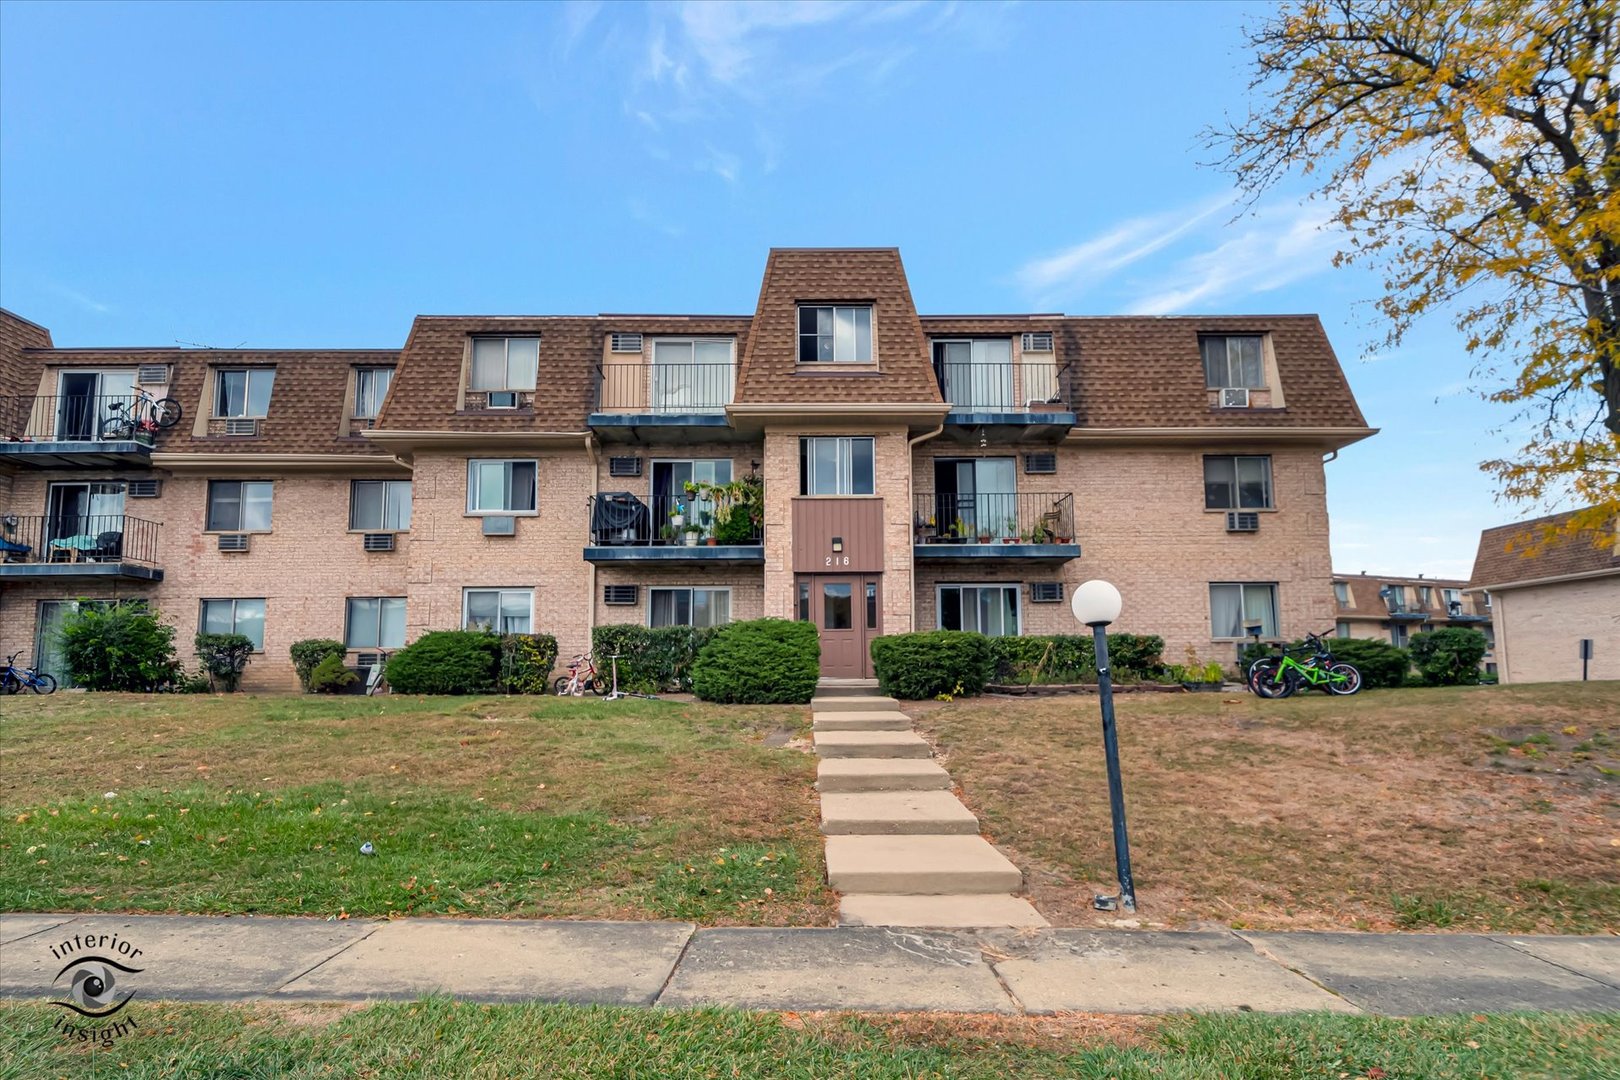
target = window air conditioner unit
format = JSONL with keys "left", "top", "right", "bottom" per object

{"left": 362, "top": 533, "right": 395, "bottom": 552}
{"left": 609, "top": 455, "right": 643, "bottom": 478}
{"left": 352, "top": 417, "right": 377, "bottom": 430}
{"left": 486, "top": 391, "right": 519, "bottom": 409}
{"left": 136, "top": 364, "right": 172, "bottom": 385}
{"left": 218, "top": 533, "right": 250, "bottom": 552}
{"left": 1031, "top": 582, "right": 1064, "bottom": 603}
{"left": 1020, "top": 331, "right": 1054, "bottom": 353}
{"left": 610, "top": 333, "right": 643, "bottom": 353}
{"left": 1023, "top": 452, "right": 1057, "bottom": 475}
{"left": 127, "top": 479, "right": 162, "bottom": 498}
{"left": 1220, "top": 387, "right": 1250, "bottom": 408}
{"left": 223, "top": 418, "right": 259, "bottom": 436}
{"left": 1226, "top": 511, "right": 1260, "bottom": 533}
{"left": 482, "top": 515, "right": 516, "bottom": 537}
{"left": 603, "top": 584, "right": 639, "bottom": 605}
{"left": 354, "top": 652, "right": 384, "bottom": 669}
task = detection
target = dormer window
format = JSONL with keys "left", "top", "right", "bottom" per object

{"left": 798, "top": 306, "right": 872, "bottom": 363}
{"left": 1201, "top": 335, "right": 1265, "bottom": 389}
{"left": 353, "top": 367, "right": 394, "bottom": 420}
{"left": 214, "top": 368, "right": 275, "bottom": 418}
{"left": 470, "top": 337, "right": 539, "bottom": 393}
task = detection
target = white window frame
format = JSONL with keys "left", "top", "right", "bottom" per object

{"left": 800, "top": 436, "right": 876, "bottom": 496}
{"left": 1209, "top": 581, "right": 1279, "bottom": 639}
{"left": 469, "top": 337, "right": 539, "bottom": 392}
{"left": 1203, "top": 455, "right": 1274, "bottom": 510}
{"left": 205, "top": 480, "right": 273, "bottom": 532}
{"left": 1333, "top": 581, "right": 1351, "bottom": 605}
{"left": 213, "top": 368, "right": 276, "bottom": 418}
{"left": 350, "top": 480, "right": 412, "bottom": 532}
{"left": 1335, "top": 621, "right": 1352, "bottom": 638}
{"left": 1391, "top": 623, "right": 1410, "bottom": 648}
{"left": 466, "top": 459, "right": 538, "bottom": 515}
{"left": 199, "top": 598, "right": 266, "bottom": 651}
{"left": 1442, "top": 588, "right": 1463, "bottom": 608}
{"left": 798, "top": 305, "right": 873, "bottom": 363}
{"left": 353, "top": 367, "right": 394, "bottom": 420}
{"left": 345, "top": 596, "right": 406, "bottom": 650}
{"left": 461, "top": 588, "right": 534, "bottom": 634}
{"left": 935, "top": 583, "right": 1022, "bottom": 637}
{"left": 647, "top": 587, "right": 733, "bottom": 629}
{"left": 1201, "top": 335, "right": 1266, "bottom": 390}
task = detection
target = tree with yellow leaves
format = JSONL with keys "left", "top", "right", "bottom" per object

{"left": 1214, "top": 0, "right": 1619, "bottom": 536}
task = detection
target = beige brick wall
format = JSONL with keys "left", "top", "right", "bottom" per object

{"left": 593, "top": 564, "right": 766, "bottom": 628}
{"left": 1491, "top": 575, "right": 1620, "bottom": 684}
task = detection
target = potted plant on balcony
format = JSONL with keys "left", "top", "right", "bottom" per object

{"left": 1001, "top": 517, "right": 1019, "bottom": 544}
{"left": 669, "top": 503, "right": 685, "bottom": 530}
{"left": 683, "top": 523, "right": 702, "bottom": 547}
{"left": 914, "top": 513, "right": 936, "bottom": 544}
{"left": 1029, "top": 520, "right": 1053, "bottom": 545}
{"left": 659, "top": 524, "right": 677, "bottom": 544}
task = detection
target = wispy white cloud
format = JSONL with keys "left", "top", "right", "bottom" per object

{"left": 46, "top": 283, "right": 111, "bottom": 315}
{"left": 1014, "top": 195, "right": 1231, "bottom": 303}
{"left": 557, "top": 0, "right": 604, "bottom": 58}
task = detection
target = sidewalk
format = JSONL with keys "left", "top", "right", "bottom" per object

{"left": 4, "top": 913, "right": 1617, "bottom": 1016}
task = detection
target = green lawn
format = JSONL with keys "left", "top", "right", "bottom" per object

{"left": 0, "top": 693, "right": 832, "bottom": 925}
{"left": 1, "top": 1001, "right": 1613, "bottom": 1079}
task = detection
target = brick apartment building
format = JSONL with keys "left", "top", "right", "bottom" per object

{"left": 0, "top": 248, "right": 1374, "bottom": 689}
{"left": 1331, "top": 571, "right": 1495, "bottom": 667}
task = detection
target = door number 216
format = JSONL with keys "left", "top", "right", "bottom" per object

{"left": 825, "top": 555, "right": 850, "bottom": 566}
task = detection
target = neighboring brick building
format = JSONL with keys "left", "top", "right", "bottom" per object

{"left": 1468, "top": 509, "right": 1619, "bottom": 684}
{"left": 0, "top": 248, "right": 1375, "bottom": 688}
{"left": 1331, "top": 570, "right": 1495, "bottom": 666}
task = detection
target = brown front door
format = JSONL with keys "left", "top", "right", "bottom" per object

{"left": 804, "top": 574, "right": 880, "bottom": 678}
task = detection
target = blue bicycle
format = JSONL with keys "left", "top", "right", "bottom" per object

{"left": 2, "top": 652, "right": 57, "bottom": 694}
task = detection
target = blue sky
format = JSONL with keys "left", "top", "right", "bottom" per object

{"left": 0, "top": 0, "right": 1550, "bottom": 578}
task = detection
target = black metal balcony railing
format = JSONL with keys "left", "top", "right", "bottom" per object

{"left": 0, "top": 514, "right": 162, "bottom": 567}
{"left": 589, "top": 493, "right": 762, "bottom": 546}
{"left": 932, "top": 361, "right": 1076, "bottom": 413}
{"left": 914, "top": 492, "right": 1075, "bottom": 543}
{"left": 1, "top": 394, "right": 149, "bottom": 443}
{"left": 594, "top": 362, "right": 736, "bottom": 414}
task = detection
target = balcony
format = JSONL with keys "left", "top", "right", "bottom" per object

{"left": 1444, "top": 600, "right": 1490, "bottom": 623}
{"left": 1381, "top": 592, "right": 1431, "bottom": 622}
{"left": 0, "top": 514, "right": 163, "bottom": 581}
{"left": 584, "top": 493, "right": 764, "bottom": 564}
{"left": 913, "top": 492, "right": 1080, "bottom": 564}
{"left": 589, "top": 361, "right": 740, "bottom": 442}
{"left": 0, "top": 395, "right": 156, "bottom": 468}
{"left": 933, "top": 360, "right": 1077, "bottom": 444}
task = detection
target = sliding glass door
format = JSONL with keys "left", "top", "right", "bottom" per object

{"left": 933, "top": 458, "right": 1016, "bottom": 538}
{"left": 56, "top": 370, "right": 135, "bottom": 440}
{"left": 933, "top": 339, "right": 1013, "bottom": 411}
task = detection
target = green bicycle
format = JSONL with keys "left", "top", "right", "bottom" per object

{"left": 1248, "top": 631, "right": 1362, "bottom": 698}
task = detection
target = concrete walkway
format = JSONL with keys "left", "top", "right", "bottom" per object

{"left": 811, "top": 681, "right": 1047, "bottom": 928}
{"left": 4, "top": 914, "right": 1618, "bottom": 1015}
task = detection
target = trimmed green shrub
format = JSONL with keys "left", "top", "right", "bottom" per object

{"left": 195, "top": 633, "right": 255, "bottom": 692}
{"left": 290, "top": 638, "right": 346, "bottom": 692}
{"left": 1242, "top": 636, "right": 1410, "bottom": 689}
{"left": 590, "top": 624, "right": 716, "bottom": 694}
{"left": 1409, "top": 627, "right": 1488, "bottom": 686}
{"left": 499, "top": 634, "right": 560, "bottom": 694}
{"left": 309, "top": 654, "right": 359, "bottom": 694}
{"left": 386, "top": 630, "right": 500, "bottom": 695}
{"left": 987, "top": 633, "right": 1166, "bottom": 685}
{"left": 691, "top": 618, "right": 819, "bottom": 704}
{"left": 870, "top": 631, "right": 993, "bottom": 700}
{"left": 57, "top": 603, "right": 179, "bottom": 691}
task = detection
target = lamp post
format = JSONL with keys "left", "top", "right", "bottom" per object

{"left": 1072, "top": 579, "right": 1136, "bottom": 914}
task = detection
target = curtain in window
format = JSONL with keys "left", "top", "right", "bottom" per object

{"left": 1242, "top": 584, "right": 1277, "bottom": 637}
{"left": 379, "top": 598, "right": 406, "bottom": 647}
{"left": 1209, "top": 584, "right": 1244, "bottom": 637}
{"left": 354, "top": 369, "right": 393, "bottom": 418}
{"left": 471, "top": 340, "right": 507, "bottom": 391}
{"left": 651, "top": 589, "right": 689, "bottom": 628}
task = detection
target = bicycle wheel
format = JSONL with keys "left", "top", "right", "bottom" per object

{"left": 99, "top": 414, "right": 134, "bottom": 440}
{"left": 30, "top": 673, "right": 56, "bottom": 695}
{"left": 553, "top": 675, "right": 574, "bottom": 696}
{"left": 587, "top": 674, "right": 608, "bottom": 696}
{"left": 1325, "top": 662, "right": 1362, "bottom": 696}
{"left": 1251, "top": 659, "right": 1298, "bottom": 699}
{"left": 1, "top": 673, "right": 19, "bottom": 695}
{"left": 152, "top": 397, "right": 183, "bottom": 429}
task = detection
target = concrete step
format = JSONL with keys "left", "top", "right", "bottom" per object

{"left": 820, "top": 791, "right": 979, "bottom": 835}
{"left": 810, "top": 696, "right": 901, "bottom": 713}
{"left": 817, "top": 759, "right": 953, "bottom": 793}
{"left": 812, "top": 712, "right": 912, "bottom": 732}
{"left": 825, "top": 835, "right": 1023, "bottom": 895}
{"left": 813, "top": 730, "right": 932, "bottom": 759}
{"left": 839, "top": 894, "right": 1050, "bottom": 928}
{"left": 815, "top": 678, "right": 881, "bottom": 698}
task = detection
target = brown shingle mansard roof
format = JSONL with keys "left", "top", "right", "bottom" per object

{"left": 1469, "top": 508, "right": 1620, "bottom": 589}
{"left": 374, "top": 316, "right": 752, "bottom": 432}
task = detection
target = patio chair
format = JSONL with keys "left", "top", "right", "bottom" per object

{"left": 88, "top": 531, "right": 124, "bottom": 561}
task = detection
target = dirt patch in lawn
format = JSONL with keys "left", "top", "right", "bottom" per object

{"left": 917, "top": 682, "right": 1620, "bottom": 934}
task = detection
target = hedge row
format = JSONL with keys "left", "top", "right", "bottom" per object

{"left": 691, "top": 619, "right": 819, "bottom": 704}
{"left": 384, "top": 631, "right": 559, "bottom": 696}
{"left": 589, "top": 624, "right": 717, "bottom": 694}
{"left": 871, "top": 631, "right": 1167, "bottom": 700}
